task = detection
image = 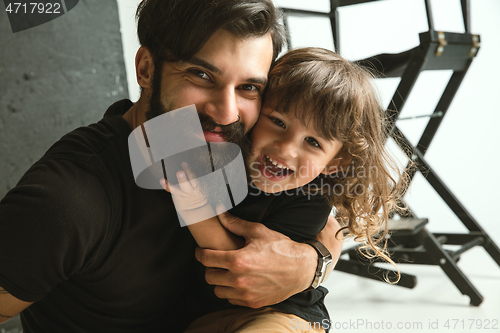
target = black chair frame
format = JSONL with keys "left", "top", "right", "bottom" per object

{"left": 281, "top": 0, "right": 500, "bottom": 306}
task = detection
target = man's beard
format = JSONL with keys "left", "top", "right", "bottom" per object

{"left": 145, "top": 63, "right": 253, "bottom": 207}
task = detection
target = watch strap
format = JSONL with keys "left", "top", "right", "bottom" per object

{"left": 304, "top": 239, "right": 333, "bottom": 290}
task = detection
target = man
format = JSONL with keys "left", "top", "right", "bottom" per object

{"left": 0, "top": 0, "right": 342, "bottom": 332}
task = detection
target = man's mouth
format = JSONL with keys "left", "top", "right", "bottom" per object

{"left": 260, "top": 154, "right": 294, "bottom": 180}
{"left": 203, "top": 130, "right": 226, "bottom": 142}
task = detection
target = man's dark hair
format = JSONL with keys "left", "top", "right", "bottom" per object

{"left": 136, "top": 0, "right": 287, "bottom": 64}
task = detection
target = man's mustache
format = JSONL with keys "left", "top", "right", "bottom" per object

{"left": 197, "top": 112, "right": 245, "bottom": 143}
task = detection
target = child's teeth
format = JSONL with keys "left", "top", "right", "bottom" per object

{"left": 266, "top": 155, "right": 290, "bottom": 171}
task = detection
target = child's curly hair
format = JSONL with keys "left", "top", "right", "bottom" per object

{"left": 264, "top": 47, "right": 410, "bottom": 282}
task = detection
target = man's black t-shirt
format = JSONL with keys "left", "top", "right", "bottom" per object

{"left": 0, "top": 100, "right": 331, "bottom": 332}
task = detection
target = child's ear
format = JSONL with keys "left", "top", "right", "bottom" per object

{"left": 321, "top": 165, "right": 340, "bottom": 175}
{"left": 321, "top": 160, "right": 342, "bottom": 175}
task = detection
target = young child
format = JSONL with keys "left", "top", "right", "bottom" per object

{"left": 162, "top": 47, "right": 406, "bottom": 333}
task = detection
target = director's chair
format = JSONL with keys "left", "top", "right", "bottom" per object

{"left": 280, "top": 0, "right": 500, "bottom": 306}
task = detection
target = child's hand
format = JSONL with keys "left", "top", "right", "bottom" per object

{"left": 160, "top": 163, "right": 216, "bottom": 225}
{"left": 160, "top": 163, "right": 208, "bottom": 211}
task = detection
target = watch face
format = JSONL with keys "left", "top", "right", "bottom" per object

{"left": 323, "top": 259, "right": 334, "bottom": 282}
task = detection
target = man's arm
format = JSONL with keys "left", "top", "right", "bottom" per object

{"left": 195, "top": 213, "right": 343, "bottom": 308}
{"left": 0, "top": 287, "right": 32, "bottom": 324}
{"left": 0, "top": 159, "right": 111, "bottom": 321}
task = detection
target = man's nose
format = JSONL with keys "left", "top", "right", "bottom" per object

{"left": 204, "top": 87, "right": 239, "bottom": 126}
{"left": 274, "top": 136, "right": 298, "bottom": 159}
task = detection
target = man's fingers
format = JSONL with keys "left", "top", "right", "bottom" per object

{"left": 216, "top": 206, "right": 257, "bottom": 239}
{"left": 226, "top": 298, "right": 247, "bottom": 307}
{"left": 204, "top": 267, "right": 232, "bottom": 286}
{"left": 211, "top": 284, "right": 265, "bottom": 308}
{"left": 195, "top": 248, "right": 232, "bottom": 270}
{"left": 203, "top": 268, "right": 255, "bottom": 306}
{"left": 212, "top": 286, "right": 241, "bottom": 302}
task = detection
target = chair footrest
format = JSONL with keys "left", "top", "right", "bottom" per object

{"left": 388, "top": 218, "right": 428, "bottom": 235}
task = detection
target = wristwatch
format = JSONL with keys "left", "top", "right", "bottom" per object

{"left": 304, "top": 239, "right": 333, "bottom": 289}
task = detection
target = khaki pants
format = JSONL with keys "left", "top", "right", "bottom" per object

{"left": 184, "top": 307, "right": 326, "bottom": 333}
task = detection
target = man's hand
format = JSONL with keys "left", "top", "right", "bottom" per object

{"left": 195, "top": 209, "right": 319, "bottom": 308}
{"left": 195, "top": 211, "right": 344, "bottom": 307}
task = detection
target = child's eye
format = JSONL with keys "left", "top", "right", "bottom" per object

{"left": 269, "top": 116, "right": 286, "bottom": 128}
{"left": 305, "top": 137, "right": 321, "bottom": 149}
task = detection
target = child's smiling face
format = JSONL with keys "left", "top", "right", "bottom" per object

{"left": 247, "top": 105, "right": 344, "bottom": 193}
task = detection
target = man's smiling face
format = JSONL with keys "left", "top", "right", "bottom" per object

{"left": 140, "top": 29, "right": 273, "bottom": 198}
{"left": 146, "top": 29, "right": 274, "bottom": 142}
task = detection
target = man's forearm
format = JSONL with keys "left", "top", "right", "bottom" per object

{"left": 296, "top": 242, "right": 319, "bottom": 292}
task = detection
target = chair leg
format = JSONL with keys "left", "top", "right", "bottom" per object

{"left": 420, "top": 228, "right": 484, "bottom": 306}
{"left": 335, "top": 258, "right": 417, "bottom": 289}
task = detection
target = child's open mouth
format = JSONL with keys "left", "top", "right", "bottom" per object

{"left": 260, "top": 154, "right": 294, "bottom": 180}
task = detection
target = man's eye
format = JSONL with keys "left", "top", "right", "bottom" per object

{"left": 305, "top": 137, "right": 321, "bottom": 149}
{"left": 270, "top": 117, "right": 285, "bottom": 128}
{"left": 241, "top": 84, "right": 260, "bottom": 91}
{"left": 191, "top": 70, "right": 210, "bottom": 80}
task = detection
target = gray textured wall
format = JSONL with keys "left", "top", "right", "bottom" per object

{"left": 0, "top": 2, "right": 128, "bottom": 328}
{"left": 0, "top": 0, "right": 129, "bottom": 199}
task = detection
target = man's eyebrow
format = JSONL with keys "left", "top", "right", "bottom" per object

{"left": 185, "top": 57, "right": 221, "bottom": 75}
{"left": 247, "top": 77, "right": 268, "bottom": 86}
{"left": 185, "top": 57, "right": 268, "bottom": 86}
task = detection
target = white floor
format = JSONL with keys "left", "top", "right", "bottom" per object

{"left": 323, "top": 227, "right": 500, "bottom": 333}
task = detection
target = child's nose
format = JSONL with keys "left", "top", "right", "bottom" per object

{"left": 274, "top": 138, "right": 298, "bottom": 159}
